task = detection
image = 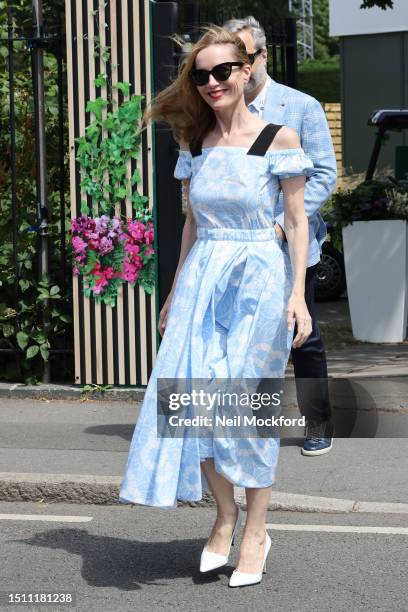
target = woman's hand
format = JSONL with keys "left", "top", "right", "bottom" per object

{"left": 287, "top": 294, "right": 312, "bottom": 348}
{"left": 158, "top": 290, "right": 174, "bottom": 337}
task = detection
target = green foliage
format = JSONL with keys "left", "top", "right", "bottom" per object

{"left": 312, "top": 0, "right": 339, "bottom": 61}
{"left": 0, "top": 1, "right": 73, "bottom": 383}
{"left": 75, "top": 93, "right": 148, "bottom": 217}
{"left": 81, "top": 383, "right": 113, "bottom": 396}
{"left": 325, "top": 180, "right": 408, "bottom": 251}
{"left": 360, "top": 0, "right": 394, "bottom": 9}
{"left": 298, "top": 57, "right": 340, "bottom": 103}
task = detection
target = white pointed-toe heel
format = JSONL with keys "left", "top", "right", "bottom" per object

{"left": 199, "top": 507, "right": 243, "bottom": 573}
{"left": 229, "top": 531, "right": 271, "bottom": 588}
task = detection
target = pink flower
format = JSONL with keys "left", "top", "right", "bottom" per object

{"left": 122, "top": 260, "right": 140, "bottom": 283}
{"left": 128, "top": 220, "right": 145, "bottom": 241}
{"left": 144, "top": 222, "right": 154, "bottom": 244}
{"left": 93, "top": 278, "right": 109, "bottom": 295}
{"left": 125, "top": 243, "right": 140, "bottom": 256}
{"left": 72, "top": 236, "right": 87, "bottom": 254}
{"left": 99, "top": 236, "right": 114, "bottom": 255}
{"left": 71, "top": 218, "right": 81, "bottom": 233}
{"left": 104, "top": 266, "right": 115, "bottom": 280}
{"left": 88, "top": 238, "right": 100, "bottom": 251}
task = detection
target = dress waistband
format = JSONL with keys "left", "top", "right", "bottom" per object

{"left": 196, "top": 227, "right": 282, "bottom": 243}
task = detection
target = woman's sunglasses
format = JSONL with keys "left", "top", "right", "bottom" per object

{"left": 247, "top": 48, "right": 264, "bottom": 65}
{"left": 189, "top": 62, "right": 244, "bottom": 86}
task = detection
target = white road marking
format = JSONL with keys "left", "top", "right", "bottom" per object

{"left": 0, "top": 514, "right": 93, "bottom": 522}
{"left": 266, "top": 523, "right": 408, "bottom": 535}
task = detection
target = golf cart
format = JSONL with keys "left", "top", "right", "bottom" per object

{"left": 365, "top": 109, "right": 408, "bottom": 182}
{"left": 314, "top": 108, "right": 408, "bottom": 302}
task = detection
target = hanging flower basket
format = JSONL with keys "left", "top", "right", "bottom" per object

{"left": 71, "top": 214, "right": 154, "bottom": 307}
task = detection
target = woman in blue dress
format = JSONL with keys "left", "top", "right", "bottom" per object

{"left": 119, "top": 26, "right": 314, "bottom": 587}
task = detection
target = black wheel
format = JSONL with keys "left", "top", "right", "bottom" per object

{"left": 314, "top": 242, "right": 347, "bottom": 302}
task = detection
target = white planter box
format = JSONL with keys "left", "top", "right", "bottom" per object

{"left": 342, "top": 220, "right": 408, "bottom": 343}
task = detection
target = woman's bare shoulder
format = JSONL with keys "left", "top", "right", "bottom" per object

{"left": 268, "top": 125, "right": 301, "bottom": 151}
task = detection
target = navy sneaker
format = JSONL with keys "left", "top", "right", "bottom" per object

{"left": 302, "top": 422, "right": 334, "bottom": 456}
{"left": 301, "top": 436, "right": 333, "bottom": 456}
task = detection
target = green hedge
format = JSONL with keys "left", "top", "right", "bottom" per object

{"left": 297, "top": 58, "right": 340, "bottom": 104}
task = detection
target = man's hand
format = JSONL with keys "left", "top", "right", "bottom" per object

{"left": 274, "top": 222, "right": 286, "bottom": 242}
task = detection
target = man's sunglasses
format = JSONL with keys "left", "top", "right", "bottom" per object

{"left": 189, "top": 62, "right": 244, "bottom": 86}
{"left": 247, "top": 48, "right": 263, "bottom": 65}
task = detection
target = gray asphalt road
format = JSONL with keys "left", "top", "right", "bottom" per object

{"left": 1, "top": 501, "right": 407, "bottom": 612}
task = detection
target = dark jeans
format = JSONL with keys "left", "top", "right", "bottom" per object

{"left": 291, "top": 263, "right": 333, "bottom": 437}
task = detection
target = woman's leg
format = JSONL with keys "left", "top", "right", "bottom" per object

{"left": 200, "top": 459, "right": 239, "bottom": 555}
{"left": 235, "top": 486, "right": 272, "bottom": 572}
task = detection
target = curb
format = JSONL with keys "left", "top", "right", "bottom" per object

{"left": 1, "top": 473, "right": 408, "bottom": 514}
{"left": 0, "top": 383, "right": 145, "bottom": 402}
{"left": 1, "top": 378, "right": 408, "bottom": 414}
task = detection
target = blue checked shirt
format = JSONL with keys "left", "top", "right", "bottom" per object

{"left": 248, "top": 75, "right": 337, "bottom": 267}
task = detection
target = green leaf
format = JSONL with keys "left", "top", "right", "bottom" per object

{"left": 17, "top": 331, "right": 29, "bottom": 350}
{"left": 2, "top": 324, "right": 15, "bottom": 338}
{"left": 24, "top": 376, "right": 40, "bottom": 386}
{"left": 115, "top": 187, "right": 128, "bottom": 200}
{"left": 50, "top": 285, "right": 60, "bottom": 296}
{"left": 32, "top": 333, "right": 46, "bottom": 344}
{"left": 26, "top": 345, "right": 40, "bottom": 359}
{"left": 113, "top": 81, "right": 130, "bottom": 97}
{"left": 131, "top": 168, "right": 141, "bottom": 185}
{"left": 40, "top": 344, "right": 50, "bottom": 361}
{"left": 94, "top": 73, "right": 108, "bottom": 87}
{"left": 19, "top": 279, "right": 31, "bottom": 292}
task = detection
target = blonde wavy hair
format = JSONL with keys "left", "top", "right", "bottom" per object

{"left": 143, "top": 25, "right": 250, "bottom": 147}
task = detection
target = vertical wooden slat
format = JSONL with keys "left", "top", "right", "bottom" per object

{"left": 144, "top": 0, "right": 157, "bottom": 369}
{"left": 95, "top": 0, "right": 115, "bottom": 385}
{"left": 121, "top": 0, "right": 137, "bottom": 385}
{"left": 109, "top": 0, "right": 125, "bottom": 385}
{"left": 65, "top": 0, "right": 82, "bottom": 385}
{"left": 75, "top": 0, "right": 92, "bottom": 384}
{"left": 86, "top": 0, "right": 103, "bottom": 384}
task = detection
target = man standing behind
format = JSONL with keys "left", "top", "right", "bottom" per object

{"left": 224, "top": 16, "right": 337, "bottom": 455}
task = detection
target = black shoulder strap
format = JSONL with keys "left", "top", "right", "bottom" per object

{"left": 247, "top": 124, "right": 283, "bottom": 156}
{"left": 189, "top": 139, "right": 202, "bottom": 157}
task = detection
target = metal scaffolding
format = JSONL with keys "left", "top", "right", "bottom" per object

{"left": 288, "top": 0, "right": 314, "bottom": 61}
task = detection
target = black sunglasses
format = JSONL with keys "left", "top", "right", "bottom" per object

{"left": 189, "top": 62, "right": 244, "bottom": 86}
{"left": 247, "top": 48, "right": 263, "bottom": 65}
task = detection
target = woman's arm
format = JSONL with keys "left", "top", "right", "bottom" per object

{"left": 271, "top": 126, "right": 312, "bottom": 347}
{"left": 158, "top": 180, "right": 196, "bottom": 336}
{"left": 280, "top": 174, "right": 312, "bottom": 348}
{"left": 280, "top": 174, "right": 309, "bottom": 299}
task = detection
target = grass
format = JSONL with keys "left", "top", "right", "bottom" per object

{"left": 287, "top": 322, "right": 362, "bottom": 366}
{"left": 319, "top": 323, "right": 363, "bottom": 351}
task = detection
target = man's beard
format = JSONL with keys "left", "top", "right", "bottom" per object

{"left": 245, "top": 63, "right": 267, "bottom": 94}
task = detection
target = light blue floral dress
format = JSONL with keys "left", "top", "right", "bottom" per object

{"left": 119, "top": 139, "right": 315, "bottom": 508}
